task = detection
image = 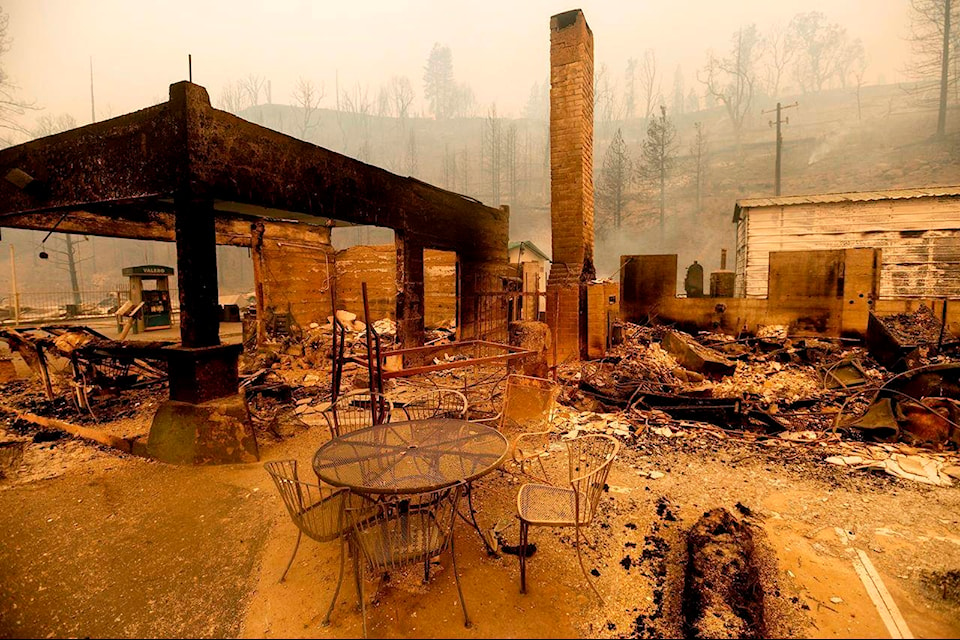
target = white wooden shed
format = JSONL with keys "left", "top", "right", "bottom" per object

{"left": 733, "top": 187, "right": 960, "bottom": 299}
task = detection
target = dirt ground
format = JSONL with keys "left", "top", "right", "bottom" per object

{"left": 2, "top": 411, "right": 959, "bottom": 639}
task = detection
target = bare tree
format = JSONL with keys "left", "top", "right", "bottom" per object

{"left": 761, "top": 23, "right": 796, "bottom": 97}
{"left": 904, "top": 0, "right": 958, "bottom": 137}
{"left": 450, "top": 82, "right": 476, "bottom": 118}
{"left": 32, "top": 113, "right": 77, "bottom": 138}
{"left": 375, "top": 85, "right": 390, "bottom": 118}
{"left": 0, "top": 8, "right": 37, "bottom": 145}
{"left": 595, "top": 128, "right": 633, "bottom": 235}
{"left": 241, "top": 74, "right": 267, "bottom": 107}
{"left": 853, "top": 54, "right": 869, "bottom": 122}
{"left": 672, "top": 65, "right": 685, "bottom": 115}
{"left": 699, "top": 25, "right": 759, "bottom": 144}
{"left": 443, "top": 143, "right": 457, "bottom": 190}
{"left": 389, "top": 76, "right": 415, "bottom": 120}
{"left": 639, "top": 105, "right": 678, "bottom": 243}
{"left": 504, "top": 123, "right": 518, "bottom": 207}
{"left": 789, "top": 12, "right": 848, "bottom": 92}
{"left": 522, "top": 80, "right": 549, "bottom": 120}
{"left": 340, "top": 83, "right": 372, "bottom": 116}
{"left": 291, "top": 77, "right": 324, "bottom": 139}
{"left": 689, "top": 122, "right": 708, "bottom": 215}
{"left": 624, "top": 58, "right": 638, "bottom": 119}
{"left": 218, "top": 81, "right": 246, "bottom": 114}
{"left": 638, "top": 49, "right": 660, "bottom": 120}
{"left": 836, "top": 38, "right": 866, "bottom": 89}
{"left": 594, "top": 62, "right": 618, "bottom": 132}
{"left": 481, "top": 104, "right": 503, "bottom": 204}
{"left": 405, "top": 128, "right": 418, "bottom": 175}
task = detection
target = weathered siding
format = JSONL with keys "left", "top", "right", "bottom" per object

{"left": 736, "top": 195, "right": 960, "bottom": 298}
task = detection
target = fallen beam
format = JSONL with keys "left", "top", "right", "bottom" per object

{"left": 0, "top": 402, "right": 135, "bottom": 454}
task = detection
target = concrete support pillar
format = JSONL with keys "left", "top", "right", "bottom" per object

{"left": 149, "top": 197, "right": 255, "bottom": 465}
{"left": 174, "top": 198, "right": 220, "bottom": 348}
{"left": 396, "top": 233, "right": 425, "bottom": 348}
{"left": 547, "top": 9, "right": 595, "bottom": 364}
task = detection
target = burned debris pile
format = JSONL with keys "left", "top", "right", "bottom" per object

{"left": 563, "top": 315, "right": 960, "bottom": 486}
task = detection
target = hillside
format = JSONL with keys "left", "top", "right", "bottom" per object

{"left": 0, "top": 81, "right": 957, "bottom": 304}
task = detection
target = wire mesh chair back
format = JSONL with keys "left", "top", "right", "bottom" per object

{"left": 402, "top": 388, "right": 469, "bottom": 421}
{"left": 324, "top": 391, "right": 394, "bottom": 438}
{"left": 566, "top": 434, "right": 620, "bottom": 526}
{"left": 264, "top": 459, "right": 349, "bottom": 543}
{"left": 349, "top": 484, "right": 463, "bottom": 573}
{"left": 500, "top": 374, "right": 560, "bottom": 433}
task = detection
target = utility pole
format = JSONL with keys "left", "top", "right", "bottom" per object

{"left": 937, "top": 0, "right": 952, "bottom": 138}
{"left": 9, "top": 245, "right": 20, "bottom": 326}
{"left": 762, "top": 101, "right": 798, "bottom": 196}
{"left": 64, "top": 234, "right": 82, "bottom": 307}
{"left": 89, "top": 56, "right": 96, "bottom": 124}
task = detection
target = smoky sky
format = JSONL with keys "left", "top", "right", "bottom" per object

{"left": 6, "top": 0, "right": 910, "bottom": 129}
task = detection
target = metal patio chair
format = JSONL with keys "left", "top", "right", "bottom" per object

{"left": 516, "top": 434, "right": 620, "bottom": 601}
{"left": 264, "top": 459, "right": 351, "bottom": 626}
{"left": 402, "top": 388, "right": 469, "bottom": 420}
{"left": 472, "top": 374, "right": 560, "bottom": 483}
{"left": 323, "top": 390, "right": 394, "bottom": 438}
{"left": 473, "top": 374, "right": 559, "bottom": 432}
{"left": 348, "top": 483, "right": 471, "bottom": 637}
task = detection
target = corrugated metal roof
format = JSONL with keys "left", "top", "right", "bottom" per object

{"left": 508, "top": 240, "right": 551, "bottom": 262}
{"left": 733, "top": 186, "right": 960, "bottom": 222}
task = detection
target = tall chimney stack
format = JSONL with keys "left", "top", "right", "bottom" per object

{"left": 546, "top": 9, "right": 595, "bottom": 363}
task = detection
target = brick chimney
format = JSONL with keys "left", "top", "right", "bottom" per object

{"left": 546, "top": 9, "right": 595, "bottom": 363}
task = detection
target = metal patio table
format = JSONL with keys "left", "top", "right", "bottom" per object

{"left": 313, "top": 418, "right": 509, "bottom": 553}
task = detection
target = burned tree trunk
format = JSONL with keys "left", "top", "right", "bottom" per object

{"left": 683, "top": 508, "right": 765, "bottom": 639}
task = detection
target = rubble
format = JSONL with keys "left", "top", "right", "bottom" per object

{"left": 662, "top": 331, "right": 737, "bottom": 377}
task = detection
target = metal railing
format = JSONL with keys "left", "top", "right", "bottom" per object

{"left": 0, "top": 287, "right": 180, "bottom": 325}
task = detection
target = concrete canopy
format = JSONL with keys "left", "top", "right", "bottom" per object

{"left": 0, "top": 81, "right": 508, "bottom": 263}
{"left": 0, "top": 82, "right": 509, "bottom": 347}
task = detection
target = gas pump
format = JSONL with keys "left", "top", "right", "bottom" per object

{"left": 118, "top": 265, "right": 174, "bottom": 334}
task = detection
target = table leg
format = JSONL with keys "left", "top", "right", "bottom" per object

{"left": 460, "top": 481, "right": 498, "bottom": 557}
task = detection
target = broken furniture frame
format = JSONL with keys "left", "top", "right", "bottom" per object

{"left": 368, "top": 341, "right": 535, "bottom": 380}
{"left": 0, "top": 324, "right": 169, "bottom": 415}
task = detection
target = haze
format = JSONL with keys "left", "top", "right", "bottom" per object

{"left": 7, "top": 0, "right": 910, "bottom": 125}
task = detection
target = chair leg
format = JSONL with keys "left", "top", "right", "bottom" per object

{"left": 450, "top": 521, "right": 472, "bottom": 628}
{"left": 574, "top": 524, "right": 604, "bottom": 603}
{"left": 280, "top": 530, "right": 302, "bottom": 583}
{"left": 519, "top": 520, "right": 528, "bottom": 594}
{"left": 322, "top": 535, "right": 348, "bottom": 626}
{"left": 353, "top": 545, "right": 367, "bottom": 639}
{"left": 423, "top": 555, "right": 430, "bottom": 583}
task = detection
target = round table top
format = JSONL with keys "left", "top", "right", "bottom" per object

{"left": 312, "top": 418, "right": 509, "bottom": 494}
